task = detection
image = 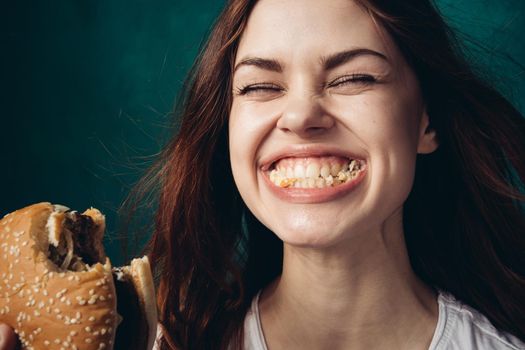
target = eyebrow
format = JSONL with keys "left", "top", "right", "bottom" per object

{"left": 233, "top": 48, "right": 388, "bottom": 74}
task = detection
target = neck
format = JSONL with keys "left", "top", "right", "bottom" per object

{"left": 258, "top": 208, "right": 439, "bottom": 350}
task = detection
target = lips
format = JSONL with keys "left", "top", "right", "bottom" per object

{"left": 259, "top": 145, "right": 368, "bottom": 203}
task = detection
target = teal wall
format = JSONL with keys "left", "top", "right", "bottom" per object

{"left": 2, "top": 0, "right": 524, "bottom": 266}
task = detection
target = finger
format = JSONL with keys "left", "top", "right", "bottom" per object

{"left": 0, "top": 324, "right": 17, "bottom": 350}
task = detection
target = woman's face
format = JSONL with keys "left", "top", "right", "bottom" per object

{"left": 229, "top": 0, "right": 437, "bottom": 248}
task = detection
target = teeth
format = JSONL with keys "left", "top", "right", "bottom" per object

{"left": 349, "top": 160, "right": 356, "bottom": 172}
{"left": 307, "top": 178, "right": 315, "bottom": 188}
{"left": 320, "top": 165, "right": 331, "bottom": 178}
{"left": 330, "top": 163, "right": 342, "bottom": 176}
{"left": 306, "top": 163, "right": 320, "bottom": 178}
{"left": 294, "top": 164, "right": 306, "bottom": 178}
{"left": 269, "top": 158, "right": 364, "bottom": 189}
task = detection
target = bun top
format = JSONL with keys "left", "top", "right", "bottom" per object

{"left": 0, "top": 202, "right": 119, "bottom": 350}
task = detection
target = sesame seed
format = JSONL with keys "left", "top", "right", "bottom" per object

{"left": 70, "top": 331, "right": 77, "bottom": 336}
{"left": 85, "top": 338, "right": 92, "bottom": 344}
{"left": 54, "top": 339, "right": 61, "bottom": 344}
{"left": 84, "top": 326, "right": 92, "bottom": 332}
{"left": 44, "top": 340, "right": 50, "bottom": 346}
{"left": 88, "top": 316, "right": 95, "bottom": 322}
{"left": 89, "top": 289, "right": 94, "bottom": 295}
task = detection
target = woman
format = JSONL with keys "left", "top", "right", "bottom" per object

{"left": 1, "top": 0, "right": 524, "bottom": 349}
{"left": 145, "top": 0, "right": 525, "bottom": 348}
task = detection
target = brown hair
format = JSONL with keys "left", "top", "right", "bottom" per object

{"left": 121, "top": 0, "right": 525, "bottom": 348}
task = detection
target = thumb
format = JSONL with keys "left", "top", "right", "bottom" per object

{"left": 0, "top": 324, "right": 17, "bottom": 350}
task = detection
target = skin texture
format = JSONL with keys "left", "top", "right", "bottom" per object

{"left": 229, "top": 0, "right": 440, "bottom": 349}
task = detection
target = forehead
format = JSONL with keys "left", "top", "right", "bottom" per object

{"left": 235, "top": 0, "right": 392, "bottom": 64}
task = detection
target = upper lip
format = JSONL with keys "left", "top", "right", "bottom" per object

{"left": 259, "top": 144, "right": 367, "bottom": 171}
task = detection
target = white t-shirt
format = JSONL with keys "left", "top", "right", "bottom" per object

{"left": 154, "top": 289, "right": 525, "bottom": 349}
{"left": 242, "top": 289, "right": 525, "bottom": 350}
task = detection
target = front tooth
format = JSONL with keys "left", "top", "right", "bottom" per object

{"left": 307, "top": 178, "right": 316, "bottom": 188}
{"left": 286, "top": 167, "right": 294, "bottom": 178}
{"left": 330, "top": 163, "right": 342, "bottom": 176}
{"left": 316, "top": 178, "right": 326, "bottom": 188}
{"left": 320, "top": 164, "right": 330, "bottom": 178}
{"left": 294, "top": 164, "right": 306, "bottom": 178}
{"left": 306, "top": 163, "right": 320, "bottom": 178}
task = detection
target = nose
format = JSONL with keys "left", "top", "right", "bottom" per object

{"left": 276, "top": 94, "right": 334, "bottom": 138}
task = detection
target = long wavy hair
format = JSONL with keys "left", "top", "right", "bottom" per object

{"left": 121, "top": 0, "right": 525, "bottom": 348}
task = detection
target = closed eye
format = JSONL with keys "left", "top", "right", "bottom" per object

{"left": 328, "top": 74, "right": 377, "bottom": 88}
{"left": 234, "top": 83, "right": 283, "bottom": 96}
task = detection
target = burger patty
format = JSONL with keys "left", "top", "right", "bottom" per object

{"left": 48, "top": 211, "right": 104, "bottom": 269}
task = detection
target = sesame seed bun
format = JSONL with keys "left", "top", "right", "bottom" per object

{"left": 0, "top": 202, "right": 157, "bottom": 350}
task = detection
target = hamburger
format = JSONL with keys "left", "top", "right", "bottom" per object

{"left": 0, "top": 202, "right": 157, "bottom": 350}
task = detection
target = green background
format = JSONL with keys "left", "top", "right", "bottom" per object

{"left": 2, "top": 0, "right": 524, "bottom": 266}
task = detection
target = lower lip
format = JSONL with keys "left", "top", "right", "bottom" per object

{"left": 262, "top": 165, "right": 367, "bottom": 204}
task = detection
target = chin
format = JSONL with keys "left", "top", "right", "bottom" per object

{"left": 271, "top": 220, "right": 344, "bottom": 248}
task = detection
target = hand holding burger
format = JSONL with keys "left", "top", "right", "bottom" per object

{"left": 0, "top": 203, "right": 157, "bottom": 350}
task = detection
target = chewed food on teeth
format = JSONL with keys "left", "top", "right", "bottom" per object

{"left": 268, "top": 158, "right": 365, "bottom": 188}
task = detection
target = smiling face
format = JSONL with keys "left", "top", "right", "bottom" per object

{"left": 228, "top": 0, "right": 438, "bottom": 248}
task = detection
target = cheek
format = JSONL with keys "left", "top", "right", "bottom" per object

{"left": 229, "top": 100, "right": 280, "bottom": 161}
{"left": 228, "top": 102, "right": 275, "bottom": 200}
